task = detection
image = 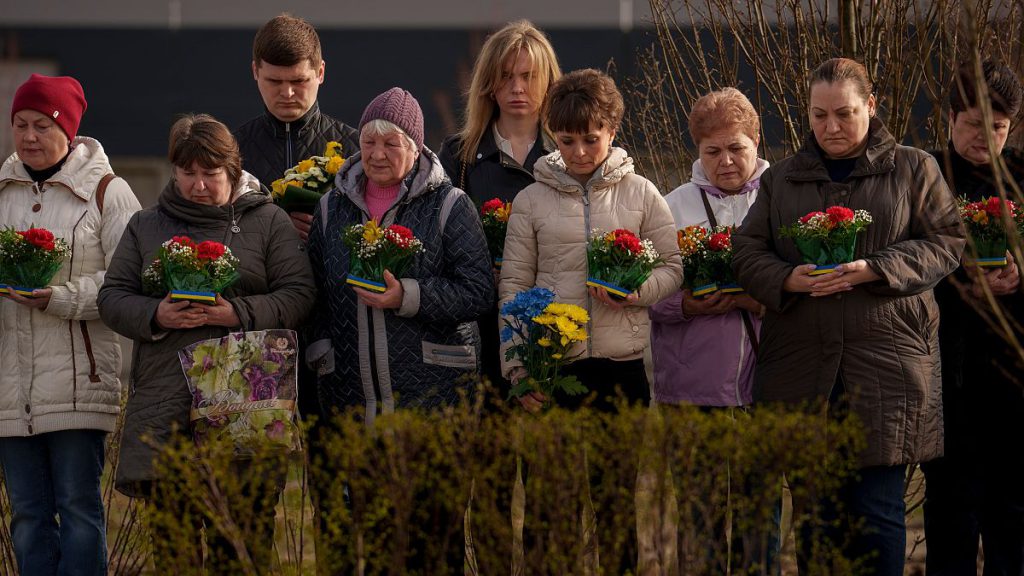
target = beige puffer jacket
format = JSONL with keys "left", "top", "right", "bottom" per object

{"left": 0, "top": 137, "right": 141, "bottom": 436}
{"left": 499, "top": 147, "right": 683, "bottom": 377}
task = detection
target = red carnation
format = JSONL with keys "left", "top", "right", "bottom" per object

{"left": 984, "top": 196, "right": 1013, "bottom": 218}
{"left": 800, "top": 211, "right": 825, "bottom": 224}
{"left": 614, "top": 234, "right": 642, "bottom": 254}
{"left": 826, "top": 206, "right": 855, "bottom": 223}
{"left": 708, "top": 232, "right": 731, "bottom": 251}
{"left": 387, "top": 224, "right": 414, "bottom": 240}
{"left": 481, "top": 198, "right": 505, "bottom": 214}
{"left": 21, "top": 227, "right": 56, "bottom": 251}
{"left": 171, "top": 235, "right": 196, "bottom": 249}
{"left": 196, "top": 241, "right": 227, "bottom": 261}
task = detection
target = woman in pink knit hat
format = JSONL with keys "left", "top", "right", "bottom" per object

{"left": 0, "top": 73, "right": 141, "bottom": 575}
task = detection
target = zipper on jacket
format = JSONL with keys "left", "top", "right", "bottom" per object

{"left": 582, "top": 188, "right": 593, "bottom": 358}
{"left": 285, "top": 122, "right": 293, "bottom": 170}
{"left": 68, "top": 321, "right": 79, "bottom": 409}
{"left": 498, "top": 153, "right": 534, "bottom": 178}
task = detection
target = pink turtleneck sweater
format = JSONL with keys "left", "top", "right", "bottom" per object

{"left": 365, "top": 180, "right": 400, "bottom": 223}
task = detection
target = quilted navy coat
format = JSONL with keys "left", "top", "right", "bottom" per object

{"left": 308, "top": 149, "right": 493, "bottom": 424}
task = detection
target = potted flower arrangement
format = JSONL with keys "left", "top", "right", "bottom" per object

{"left": 178, "top": 329, "right": 300, "bottom": 455}
{"left": 142, "top": 236, "right": 240, "bottom": 304}
{"left": 500, "top": 287, "right": 589, "bottom": 407}
{"left": 585, "top": 228, "right": 661, "bottom": 299}
{"left": 677, "top": 225, "right": 742, "bottom": 297}
{"left": 342, "top": 220, "right": 424, "bottom": 292}
{"left": 959, "top": 196, "right": 1023, "bottom": 267}
{"left": 480, "top": 198, "right": 512, "bottom": 268}
{"left": 779, "top": 206, "right": 873, "bottom": 275}
{"left": 0, "top": 227, "right": 70, "bottom": 296}
{"left": 269, "top": 141, "right": 346, "bottom": 214}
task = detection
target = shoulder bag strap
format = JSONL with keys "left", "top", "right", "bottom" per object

{"left": 96, "top": 173, "right": 116, "bottom": 215}
{"left": 701, "top": 189, "right": 758, "bottom": 355}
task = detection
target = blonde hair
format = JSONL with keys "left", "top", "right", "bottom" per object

{"left": 688, "top": 88, "right": 760, "bottom": 145}
{"left": 456, "top": 20, "right": 562, "bottom": 165}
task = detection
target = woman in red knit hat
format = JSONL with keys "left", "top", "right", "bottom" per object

{"left": 0, "top": 73, "right": 141, "bottom": 576}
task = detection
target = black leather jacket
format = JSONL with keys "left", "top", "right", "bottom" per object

{"left": 234, "top": 102, "right": 359, "bottom": 191}
{"left": 438, "top": 124, "right": 554, "bottom": 205}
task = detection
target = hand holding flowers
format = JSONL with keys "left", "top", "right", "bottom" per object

{"left": 586, "top": 228, "right": 661, "bottom": 300}
{"left": 343, "top": 220, "right": 423, "bottom": 293}
{"left": 780, "top": 206, "right": 872, "bottom": 275}
{"left": 0, "top": 227, "right": 70, "bottom": 304}
{"left": 143, "top": 236, "right": 240, "bottom": 304}
{"left": 270, "top": 141, "right": 346, "bottom": 214}
{"left": 958, "top": 196, "right": 1023, "bottom": 267}
{"left": 501, "top": 287, "right": 590, "bottom": 409}
{"left": 480, "top": 198, "right": 512, "bottom": 268}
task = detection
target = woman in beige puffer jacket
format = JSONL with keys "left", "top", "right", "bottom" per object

{"left": 499, "top": 69, "right": 682, "bottom": 411}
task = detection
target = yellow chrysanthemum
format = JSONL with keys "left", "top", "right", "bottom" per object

{"left": 270, "top": 178, "right": 286, "bottom": 198}
{"left": 326, "top": 155, "right": 345, "bottom": 175}
{"left": 537, "top": 337, "right": 552, "bottom": 347}
{"left": 324, "top": 141, "right": 343, "bottom": 158}
{"left": 551, "top": 353, "right": 564, "bottom": 360}
{"left": 297, "top": 159, "right": 315, "bottom": 174}
{"left": 362, "top": 220, "right": 383, "bottom": 244}
{"left": 554, "top": 316, "right": 579, "bottom": 337}
{"left": 533, "top": 314, "right": 556, "bottom": 326}
{"left": 972, "top": 211, "right": 989, "bottom": 225}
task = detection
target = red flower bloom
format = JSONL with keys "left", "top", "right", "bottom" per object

{"left": 799, "top": 211, "right": 825, "bottom": 224}
{"left": 826, "top": 206, "right": 855, "bottom": 223}
{"left": 481, "top": 198, "right": 505, "bottom": 214}
{"left": 196, "top": 241, "right": 227, "bottom": 261}
{"left": 708, "top": 232, "right": 731, "bottom": 251}
{"left": 171, "top": 235, "right": 196, "bottom": 248}
{"left": 612, "top": 232, "right": 642, "bottom": 254}
{"left": 984, "top": 196, "right": 1014, "bottom": 217}
{"left": 387, "top": 224, "right": 414, "bottom": 239}
{"left": 20, "top": 227, "right": 56, "bottom": 251}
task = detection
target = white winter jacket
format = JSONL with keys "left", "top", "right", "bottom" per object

{"left": 499, "top": 147, "right": 683, "bottom": 378}
{"left": 0, "top": 137, "right": 140, "bottom": 436}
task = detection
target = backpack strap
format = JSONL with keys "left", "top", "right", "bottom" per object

{"left": 96, "top": 173, "right": 116, "bottom": 215}
{"left": 439, "top": 185, "right": 465, "bottom": 232}
{"left": 319, "top": 191, "right": 332, "bottom": 236}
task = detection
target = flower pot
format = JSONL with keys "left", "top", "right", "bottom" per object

{"left": 346, "top": 274, "right": 387, "bottom": 293}
{"left": 170, "top": 290, "right": 217, "bottom": 304}
{"left": 968, "top": 235, "right": 1008, "bottom": 267}
{"left": 795, "top": 233, "right": 857, "bottom": 275}
{"left": 274, "top": 184, "right": 323, "bottom": 215}
{"left": 0, "top": 285, "right": 41, "bottom": 297}
{"left": 586, "top": 277, "right": 630, "bottom": 300}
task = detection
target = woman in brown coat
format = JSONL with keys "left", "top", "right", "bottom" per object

{"left": 732, "top": 58, "right": 964, "bottom": 575}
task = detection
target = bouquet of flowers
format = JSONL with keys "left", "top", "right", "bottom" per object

{"left": 142, "top": 236, "right": 240, "bottom": 304}
{"left": 677, "top": 225, "right": 742, "bottom": 297}
{"left": 481, "top": 198, "right": 512, "bottom": 268}
{"left": 343, "top": 220, "right": 424, "bottom": 292}
{"left": 178, "top": 329, "right": 300, "bottom": 455}
{"left": 585, "top": 228, "right": 661, "bottom": 299}
{"left": 959, "top": 196, "right": 1024, "bottom": 267}
{"left": 501, "top": 287, "right": 589, "bottom": 406}
{"left": 0, "top": 227, "right": 70, "bottom": 296}
{"left": 270, "top": 141, "right": 346, "bottom": 214}
{"left": 779, "top": 206, "right": 872, "bottom": 275}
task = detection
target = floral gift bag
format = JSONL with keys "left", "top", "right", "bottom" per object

{"left": 178, "top": 329, "right": 301, "bottom": 455}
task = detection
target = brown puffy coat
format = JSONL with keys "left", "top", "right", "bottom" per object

{"left": 499, "top": 148, "right": 683, "bottom": 379}
{"left": 732, "top": 120, "right": 965, "bottom": 467}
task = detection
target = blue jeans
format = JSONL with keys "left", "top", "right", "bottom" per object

{"left": 796, "top": 464, "right": 907, "bottom": 576}
{"left": 0, "top": 429, "right": 107, "bottom": 576}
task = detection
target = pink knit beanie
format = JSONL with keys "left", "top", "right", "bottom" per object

{"left": 359, "top": 87, "right": 424, "bottom": 151}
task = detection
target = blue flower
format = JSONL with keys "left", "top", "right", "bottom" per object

{"left": 500, "top": 324, "right": 515, "bottom": 343}
{"left": 500, "top": 287, "right": 555, "bottom": 322}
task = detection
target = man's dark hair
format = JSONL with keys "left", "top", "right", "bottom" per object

{"left": 253, "top": 14, "right": 322, "bottom": 68}
{"left": 950, "top": 60, "right": 1023, "bottom": 118}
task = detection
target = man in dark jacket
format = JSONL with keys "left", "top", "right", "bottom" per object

{"left": 234, "top": 13, "right": 359, "bottom": 242}
{"left": 923, "top": 60, "right": 1024, "bottom": 576}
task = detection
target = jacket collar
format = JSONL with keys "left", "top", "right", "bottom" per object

{"left": 476, "top": 123, "right": 556, "bottom": 166}
{"left": 158, "top": 171, "right": 268, "bottom": 227}
{"left": 0, "top": 137, "right": 112, "bottom": 203}
{"left": 334, "top": 146, "right": 450, "bottom": 218}
{"left": 786, "top": 117, "right": 897, "bottom": 182}
{"left": 533, "top": 146, "right": 634, "bottom": 193}
{"left": 263, "top": 101, "right": 321, "bottom": 138}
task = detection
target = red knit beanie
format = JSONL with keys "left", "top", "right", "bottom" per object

{"left": 359, "top": 87, "right": 424, "bottom": 151}
{"left": 11, "top": 74, "right": 88, "bottom": 141}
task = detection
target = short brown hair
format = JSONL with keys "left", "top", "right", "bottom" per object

{"left": 688, "top": 88, "right": 760, "bottom": 145}
{"left": 950, "top": 60, "right": 1023, "bottom": 118}
{"left": 253, "top": 14, "right": 322, "bottom": 68}
{"left": 809, "top": 58, "right": 873, "bottom": 101}
{"left": 545, "top": 69, "right": 625, "bottom": 134}
{"left": 168, "top": 114, "right": 242, "bottom": 189}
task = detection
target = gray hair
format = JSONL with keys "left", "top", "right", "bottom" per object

{"left": 360, "top": 119, "right": 418, "bottom": 151}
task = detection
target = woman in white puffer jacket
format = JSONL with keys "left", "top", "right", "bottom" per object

{"left": 0, "top": 74, "right": 140, "bottom": 576}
